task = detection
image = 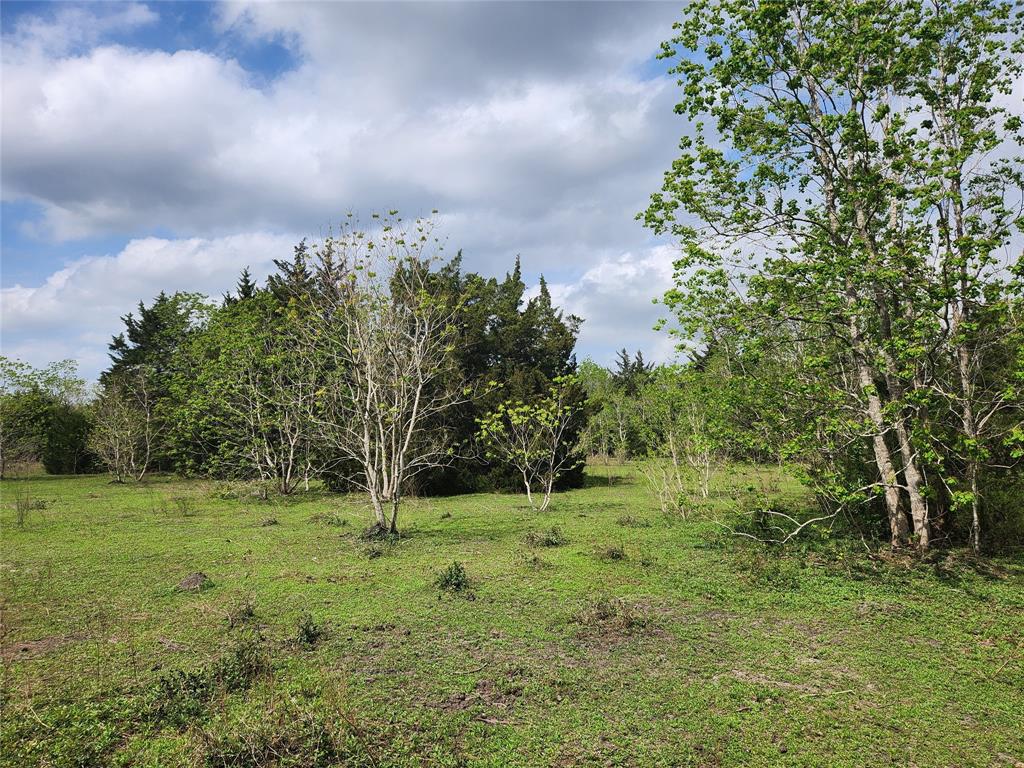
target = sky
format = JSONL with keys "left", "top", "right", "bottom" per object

{"left": 0, "top": 1, "right": 689, "bottom": 381}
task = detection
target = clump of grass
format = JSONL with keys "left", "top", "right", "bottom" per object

{"left": 211, "top": 482, "right": 244, "bottom": 500}
{"left": 522, "top": 553, "right": 553, "bottom": 570}
{"left": 151, "top": 632, "right": 269, "bottom": 727}
{"left": 309, "top": 511, "right": 348, "bottom": 527}
{"left": 615, "top": 515, "right": 651, "bottom": 528}
{"left": 574, "top": 595, "right": 652, "bottom": 634}
{"left": 435, "top": 561, "right": 472, "bottom": 594}
{"left": 596, "top": 544, "right": 628, "bottom": 562}
{"left": 296, "top": 612, "right": 326, "bottom": 649}
{"left": 227, "top": 598, "right": 257, "bottom": 629}
{"left": 171, "top": 496, "right": 196, "bottom": 517}
{"left": 524, "top": 526, "right": 567, "bottom": 548}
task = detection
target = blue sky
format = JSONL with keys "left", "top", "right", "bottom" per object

{"left": 1, "top": 1, "right": 686, "bottom": 380}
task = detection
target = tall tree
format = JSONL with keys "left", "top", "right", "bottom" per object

{"left": 644, "top": 0, "right": 1023, "bottom": 549}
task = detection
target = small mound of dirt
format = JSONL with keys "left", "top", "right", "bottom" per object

{"left": 176, "top": 572, "right": 214, "bottom": 592}
{"left": 360, "top": 522, "right": 395, "bottom": 540}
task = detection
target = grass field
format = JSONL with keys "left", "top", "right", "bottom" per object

{"left": 1, "top": 465, "right": 1022, "bottom": 767}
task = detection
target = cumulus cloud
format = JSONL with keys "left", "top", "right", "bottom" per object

{"left": 541, "top": 246, "right": 682, "bottom": 364}
{"left": 0, "top": 232, "right": 298, "bottom": 376}
{"left": 1, "top": 2, "right": 691, "bottom": 377}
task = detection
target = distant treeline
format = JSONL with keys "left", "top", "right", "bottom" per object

{"left": 1, "top": 234, "right": 590, "bottom": 502}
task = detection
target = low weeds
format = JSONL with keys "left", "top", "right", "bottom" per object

{"left": 435, "top": 561, "right": 472, "bottom": 595}
{"left": 11, "top": 493, "right": 47, "bottom": 527}
{"left": 151, "top": 631, "right": 270, "bottom": 728}
{"left": 226, "top": 598, "right": 257, "bottom": 628}
{"left": 523, "top": 526, "right": 567, "bottom": 548}
{"left": 194, "top": 694, "right": 376, "bottom": 768}
{"left": 574, "top": 595, "right": 652, "bottom": 634}
{"left": 296, "top": 612, "right": 327, "bottom": 649}
{"left": 171, "top": 495, "right": 197, "bottom": 517}
{"left": 735, "top": 548, "right": 805, "bottom": 591}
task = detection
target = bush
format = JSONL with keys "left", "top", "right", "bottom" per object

{"left": 296, "top": 613, "right": 326, "bottom": 649}
{"left": 435, "top": 561, "right": 471, "bottom": 594}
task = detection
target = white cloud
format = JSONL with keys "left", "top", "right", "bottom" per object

{"left": 540, "top": 246, "right": 682, "bottom": 365}
{"left": 4, "top": 2, "right": 158, "bottom": 59}
{"left": 0, "top": 232, "right": 298, "bottom": 377}
{"left": 1, "top": 2, "right": 689, "bottom": 375}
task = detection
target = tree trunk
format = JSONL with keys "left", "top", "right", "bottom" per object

{"left": 850, "top": 318, "right": 908, "bottom": 547}
{"left": 893, "top": 416, "right": 929, "bottom": 549}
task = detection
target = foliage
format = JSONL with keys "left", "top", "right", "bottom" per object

{"left": 477, "top": 375, "right": 586, "bottom": 510}
{"left": 643, "top": 0, "right": 1024, "bottom": 551}
{"left": 0, "top": 357, "right": 92, "bottom": 476}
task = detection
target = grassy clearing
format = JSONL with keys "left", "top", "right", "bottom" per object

{"left": 1, "top": 465, "right": 1022, "bottom": 767}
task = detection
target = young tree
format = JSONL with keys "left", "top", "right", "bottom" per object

{"left": 306, "top": 214, "right": 467, "bottom": 534}
{"left": 477, "top": 375, "right": 585, "bottom": 511}
{"left": 637, "top": 366, "right": 729, "bottom": 513}
{"left": 89, "top": 367, "right": 160, "bottom": 482}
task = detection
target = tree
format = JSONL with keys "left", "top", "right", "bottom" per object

{"left": 106, "top": 291, "right": 207, "bottom": 470}
{"left": 644, "top": 0, "right": 1023, "bottom": 550}
{"left": 477, "top": 375, "right": 585, "bottom": 511}
{"left": 305, "top": 214, "right": 467, "bottom": 534}
{"left": 90, "top": 367, "right": 160, "bottom": 482}
{"left": 172, "top": 291, "right": 320, "bottom": 494}
{"left": 411, "top": 253, "right": 587, "bottom": 494}
{"left": 0, "top": 358, "right": 90, "bottom": 477}
{"left": 636, "top": 366, "right": 730, "bottom": 514}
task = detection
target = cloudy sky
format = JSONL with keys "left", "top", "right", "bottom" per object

{"left": 1, "top": 1, "right": 688, "bottom": 380}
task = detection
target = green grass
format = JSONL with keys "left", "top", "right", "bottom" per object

{"left": 1, "top": 465, "right": 1022, "bottom": 767}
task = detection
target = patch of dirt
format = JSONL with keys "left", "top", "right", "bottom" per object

{"left": 1, "top": 635, "right": 74, "bottom": 661}
{"left": 436, "top": 674, "right": 525, "bottom": 714}
{"left": 176, "top": 571, "right": 214, "bottom": 591}
{"left": 158, "top": 637, "right": 188, "bottom": 652}
{"left": 717, "top": 668, "right": 861, "bottom": 699}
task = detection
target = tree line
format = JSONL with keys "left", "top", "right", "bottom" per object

{"left": 1, "top": 215, "right": 589, "bottom": 531}
{"left": 2, "top": 0, "right": 1020, "bottom": 553}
